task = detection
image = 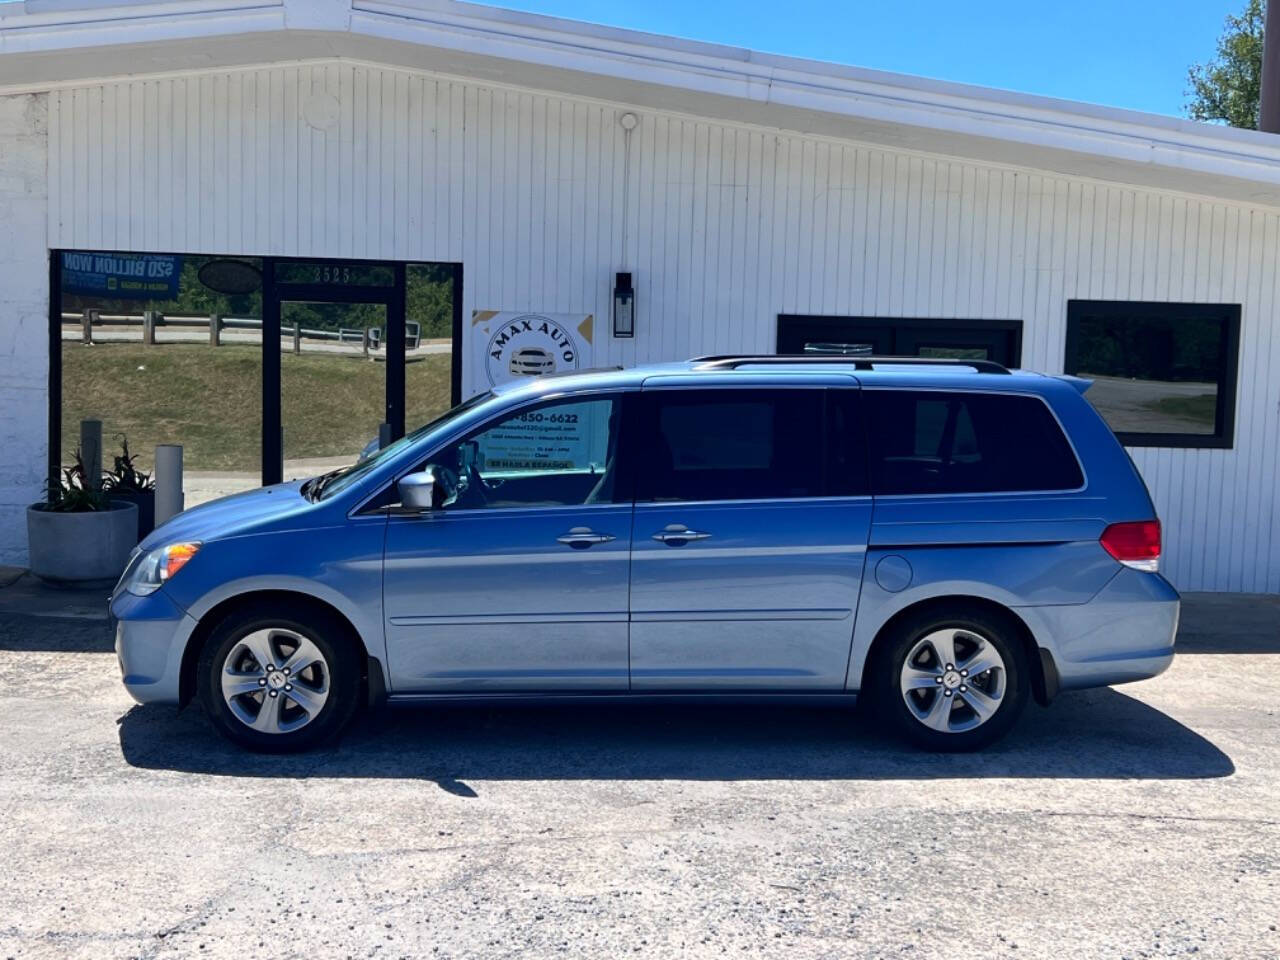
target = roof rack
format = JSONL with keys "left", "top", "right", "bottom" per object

{"left": 691, "top": 354, "right": 1012, "bottom": 374}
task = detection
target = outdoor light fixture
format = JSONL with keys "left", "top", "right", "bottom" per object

{"left": 613, "top": 271, "right": 634, "bottom": 338}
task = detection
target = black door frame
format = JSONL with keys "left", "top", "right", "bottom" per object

{"left": 777, "top": 315, "right": 1023, "bottom": 367}
{"left": 48, "top": 251, "right": 464, "bottom": 493}
{"left": 263, "top": 257, "right": 408, "bottom": 486}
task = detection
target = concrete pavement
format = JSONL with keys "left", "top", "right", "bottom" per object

{"left": 0, "top": 590, "right": 1276, "bottom": 959}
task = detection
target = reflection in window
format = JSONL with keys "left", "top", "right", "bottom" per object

{"left": 917, "top": 346, "right": 989, "bottom": 361}
{"left": 58, "top": 251, "right": 264, "bottom": 505}
{"left": 405, "top": 263, "right": 457, "bottom": 431}
{"left": 1065, "top": 301, "right": 1240, "bottom": 448}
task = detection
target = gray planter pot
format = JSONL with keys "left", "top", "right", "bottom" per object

{"left": 27, "top": 500, "right": 139, "bottom": 585}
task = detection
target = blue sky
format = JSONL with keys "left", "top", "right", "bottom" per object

{"left": 492, "top": 0, "right": 1241, "bottom": 118}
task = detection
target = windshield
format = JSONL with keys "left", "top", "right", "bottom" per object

{"left": 315, "top": 391, "right": 494, "bottom": 501}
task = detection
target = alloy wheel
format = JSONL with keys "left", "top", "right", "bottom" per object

{"left": 219, "top": 627, "right": 331, "bottom": 735}
{"left": 898, "top": 628, "right": 1008, "bottom": 734}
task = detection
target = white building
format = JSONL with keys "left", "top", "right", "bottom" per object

{"left": 1, "top": 0, "right": 1279, "bottom": 592}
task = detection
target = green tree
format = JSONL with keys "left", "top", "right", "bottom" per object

{"left": 1186, "top": 0, "right": 1266, "bottom": 129}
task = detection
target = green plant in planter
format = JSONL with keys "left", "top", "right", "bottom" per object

{"left": 29, "top": 448, "right": 138, "bottom": 583}
{"left": 102, "top": 434, "right": 154, "bottom": 494}
{"left": 102, "top": 434, "right": 157, "bottom": 539}
{"left": 43, "top": 449, "right": 111, "bottom": 513}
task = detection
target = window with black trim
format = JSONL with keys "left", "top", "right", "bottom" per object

{"left": 1064, "top": 300, "right": 1240, "bottom": 448}
{"left": 866, "top": 390, "right": 1083, "bottom": 495}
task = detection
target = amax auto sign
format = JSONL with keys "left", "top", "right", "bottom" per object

{"left": 472, "top": 311, "right": 595, "bottom": 387}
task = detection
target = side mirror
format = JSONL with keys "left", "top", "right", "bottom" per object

{"left": 398, "top": 468, "right": 442, "bottom": 513}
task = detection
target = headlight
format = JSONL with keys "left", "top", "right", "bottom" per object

{"left": 123, "top": 542, "right": 201, "bottom": 596}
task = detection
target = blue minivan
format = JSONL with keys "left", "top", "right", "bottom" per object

{"left": 111, "top": 356, "right": 1178, "bottom": 752}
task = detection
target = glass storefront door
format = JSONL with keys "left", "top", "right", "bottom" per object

{"left": 264, "top": 259, "right": 406, "bottom": 485}
{"left": 279, "top": 300, "right": 388, "bottom": 481}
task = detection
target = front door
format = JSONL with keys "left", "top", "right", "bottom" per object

{"left": 264, "top": 259, "right": 407, "bottom": 485}
{"left": 628, "top": 386, "right": 872, "bottom": 690}
{"left": 383, "top": 392, "right": 632, "bottom": 692}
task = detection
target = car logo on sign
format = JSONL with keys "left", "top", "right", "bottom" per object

{"left": 485, "top": 314, "right": 579, "bottom": 385}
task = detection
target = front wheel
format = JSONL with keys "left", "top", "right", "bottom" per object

{"left": 197, "top": 602, "right": 361, "bottom": 753}
{"left": 875, "top": 606, "right": 1029, "bottom": 751}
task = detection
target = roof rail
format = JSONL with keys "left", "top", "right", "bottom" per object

{"left": 691, "top": 354, "right": 1012, "bottom": 374}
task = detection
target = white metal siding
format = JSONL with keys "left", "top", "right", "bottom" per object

{"left": 0, "top": 92, "right": 48, "bottom": 567}
{"left": 42, "top": 62, "right": 1280, "bottom": 592}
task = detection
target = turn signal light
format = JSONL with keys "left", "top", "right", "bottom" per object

{"left": 1100, "top": 521, "right": 1161, "bottom": 573}
{"left": 161, "top": 542, "right": 200, "bottom": 581}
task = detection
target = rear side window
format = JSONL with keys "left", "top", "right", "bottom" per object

{"left": 866, "top": 390, "right": 1083, "bottom": 494}
{"left": 640, "top": 390, "right": 828, "bottom": 501}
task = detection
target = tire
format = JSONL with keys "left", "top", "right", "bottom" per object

{"left": 196, "top": 600, "right": 362, "bottom": 753}
{"left": 872, "top": 604, "right": 1029, "bottom": 752}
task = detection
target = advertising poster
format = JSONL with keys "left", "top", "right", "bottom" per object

{"left": 60, "top": 251, "right": 183, "bottom": 299}
{"left": 470, "top": 311, "right": 602, "bottom": 473}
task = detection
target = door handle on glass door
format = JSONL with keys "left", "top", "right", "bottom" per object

{"left": 652, "top": 524, "right": 712, "bottom": 546}
{"left": 556, "top": 527, "right": 616, "bottom": 549}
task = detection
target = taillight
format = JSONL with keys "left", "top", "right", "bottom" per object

{"left": 1100, "top": 520, "right": 1161, "bottom": 572}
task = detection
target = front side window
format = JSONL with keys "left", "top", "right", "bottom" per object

{"left": 320, "top": 391, "right": 492, "bottom": 501}
{"left": 1064, "top": 300, "right": 1240, "bottom": 448}
{"left": 639, "top": 390, "right": 832, "bottom": 502}
{"left": 867, "top": 390, "right": 1083, "bottom": 495}
{"left": 419, "top": 396, "right": 620, "bottom": 510}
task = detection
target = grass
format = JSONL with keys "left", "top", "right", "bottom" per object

{"left": 62, "top": 342, "right": 453, "bottom": 472}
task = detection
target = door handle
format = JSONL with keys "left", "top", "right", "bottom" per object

{"left": 556, "top": 527, "right": 616, "bottom": 549}
{"left": 652, "top": 523, "right": 712, "bottom": 546}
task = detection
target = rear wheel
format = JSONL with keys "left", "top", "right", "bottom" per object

{"left": 197, "top": 601, "right": 361, "bottom": 753}
{"left": 874, "top": 606, "right": 1029, "bottom": 751}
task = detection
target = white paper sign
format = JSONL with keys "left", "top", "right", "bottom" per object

{"left": 476, "top": 400, "right": 608, "bottom": 473}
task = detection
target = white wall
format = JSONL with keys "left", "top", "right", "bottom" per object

{"left": 0, "top": 93, "right": 47, "bottom": 568}
{"left": 37, "top": 62, "right": 1280, "bottom": 592}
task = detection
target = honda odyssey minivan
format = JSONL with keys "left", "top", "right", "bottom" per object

{"left": 111, "top": 356, "right": 1178, "bottom": 752}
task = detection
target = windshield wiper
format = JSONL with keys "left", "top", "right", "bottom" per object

{"left": 305, "top": 468, "right": 346, "bottom": 502}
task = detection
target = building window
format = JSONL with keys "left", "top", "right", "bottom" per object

{"left": 777, "top": 315, "right": 1023, "bottom": 368}
{"left": 1064, "top": 301, "right": 1241, "bottom": 449}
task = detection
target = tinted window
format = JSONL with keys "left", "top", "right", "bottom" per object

{"left": 641, "top": 390, "right": 829, "bottom": 502}
{"left": 1065, "top": 300, "right": 1239, "bottom": 448}
{"left": 419, "top": 396, "right": 620, "bottom": 509}
{"left": 867, "top": 391, "right": 1082, "bottom": 494}
{"left": 826, "top": 390, "right": 869, "bottom": 497}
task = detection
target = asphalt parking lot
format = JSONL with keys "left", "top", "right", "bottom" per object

{"left": 0, "top": 591, "right": 1277, "bottom": 959}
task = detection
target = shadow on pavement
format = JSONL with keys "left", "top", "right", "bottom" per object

{"left": 0, "top": 613, "right": 113, "bottom": 652}
{"left": 0, "top": 576, "right": 110, "bottom": 627}
{"left": 119, "top": 686, "right": 1233, "bottom": 787}
{"left": 1175, "top": 592, "right": 1280, "bottom": 654}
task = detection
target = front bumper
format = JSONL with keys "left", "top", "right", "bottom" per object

{"left": 1015, "top": 567, "right": 1180, "bottom": 693}
{"left": 111, "top": 588, "right": 198, "bottom": 705}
